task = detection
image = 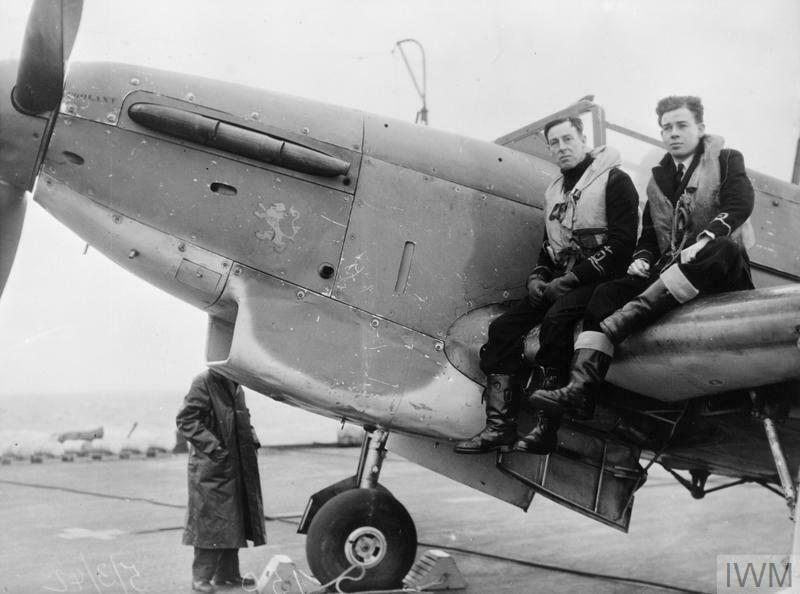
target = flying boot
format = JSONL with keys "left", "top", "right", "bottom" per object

{"left": 454, "top": 374, "right": 519, "bottom": 454}
{"left": 513, "top": 366, "right": 562, "bottom": 454}
{"left": 599, "top": 271, "right": 687, "bottom": 343}
{"left": 527, "top": 333, "right": 613, "bottom": 420}
{"left": 528, "top": 267, "right": 693, "bottom": 420}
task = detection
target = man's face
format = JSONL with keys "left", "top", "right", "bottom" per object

{"left": 546, "top": 121, "right": 588, "bottom": 170}
{"left": 659, "top": 106, "right": 705, "bottom": 159}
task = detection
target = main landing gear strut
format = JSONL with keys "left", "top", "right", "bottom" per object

{"left": 749, "top": 391, "right": 798, "bottom": 513}
{"left": 301, "top": 428, "right": 418, "bottom": 592}
{"left": 749, "top": 390, "right": 800, "bottom": 580}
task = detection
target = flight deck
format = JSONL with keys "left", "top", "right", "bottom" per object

{"left": 0, "top": 445, "right": 791, "bottom": 593}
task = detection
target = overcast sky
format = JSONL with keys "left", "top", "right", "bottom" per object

{"left": 0, "top": 0, "right": 798, "bottom": 396}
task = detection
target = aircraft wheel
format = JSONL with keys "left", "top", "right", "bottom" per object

{"left": 305, "top": 488, "right": 417, "bottom": 592}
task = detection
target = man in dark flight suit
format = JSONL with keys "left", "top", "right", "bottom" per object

{"left": 454, "top": 116, "right": 638, "bottom": 455}
{"left": 530, "top": 95, "right": 755, "bottom": 421}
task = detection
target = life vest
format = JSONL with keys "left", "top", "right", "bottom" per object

{"left": 543, "top": 145, "right": 620, "bottom": 272}
{"left": 646, "top": 134, "right": 754, "bottom": 260}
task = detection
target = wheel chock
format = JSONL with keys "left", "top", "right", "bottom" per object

{"left": 256, "top": 554, "right": 320, "bottom": 594}
{"left": 403, "top": 549, "right": 467, "bottom": 591}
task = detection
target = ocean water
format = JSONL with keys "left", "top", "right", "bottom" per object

{"left": 0, "top": 389, "right": 347, "bottom": 457}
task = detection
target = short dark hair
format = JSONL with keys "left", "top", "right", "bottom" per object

{"left": 656, "top": 96, "right": 704, "bottom": 126}
{"left": 543, "top": 116, "right": 584, "bottom": 142}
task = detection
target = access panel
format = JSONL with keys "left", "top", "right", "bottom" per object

{"left": 333, "top": 157, "right": 542, "bottom": 338}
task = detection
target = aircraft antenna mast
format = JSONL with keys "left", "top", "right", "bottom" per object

{"left": 394, "top": 38, "right": 428, "bottom": 125}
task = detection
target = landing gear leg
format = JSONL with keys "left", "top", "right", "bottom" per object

{"left": 786, "top": 464, "right": 800, "bottom": 588}
{"left": 793, "top": 466, "right": 800, "bottom": 545}
{"left": 357, "top": 428, "right": 388, "bottom": 488}
{"left": 752, "top": 391, "right": 796, "bottom": 512}
{"left": 753, "top": 391, "right": 800, "bottom": 584}
{"left": 305, "top": 428, "right": 418, "bottom": 592}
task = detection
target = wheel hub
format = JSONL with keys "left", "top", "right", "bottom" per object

{"left": 344, "top": 526, "right": 388, "bottom": 568}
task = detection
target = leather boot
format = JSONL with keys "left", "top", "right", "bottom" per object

{"left": 527, "top": 332, "right": 614, "bottom": 420}
{"left": 513, "top": 410, "right": 560, "bottom": 454}
{"left": 514, "top": 366, "right": 562, "bottom": 454}
{"left": 600, "top": 278, "right": 680, "bottom": 343}
{"left": 454, "top": 374, "right": 518, "bottom": 454}
{"left": 520, "top": 365, "right": 562, "bottom": 397}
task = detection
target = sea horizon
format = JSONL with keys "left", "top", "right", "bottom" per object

{"left": 0, "top": 388, "right": 347, "bottom": 457}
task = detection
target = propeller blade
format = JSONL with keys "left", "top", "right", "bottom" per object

{"left": 12, "top": 0, "right": 83, "bottom": 115}
{"left": 61, "top": 0, "right": 84, "bottom": 62}
{"left": 1, "top": 0, "right": 82, "bottom": 299}
{"left": 0, "top": 188, "right": 27, "bottom": 299}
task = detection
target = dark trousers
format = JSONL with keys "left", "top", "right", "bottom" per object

{"left": 480, "top": 282, "right": 604, "bottom": 375}
{"left": 583, "top": 237, "right": 754, "bottom": 332}
{"left": 192, "top": 547, "right": 240, "bottom": 582}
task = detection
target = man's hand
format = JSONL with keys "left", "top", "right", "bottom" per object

{"left": 680, "top": 235, "right": 711, "bottom": 264}
{"left": 543, "top": 272, "right": 579, "bottom": 303}
{"left": 527, "top": 275, "right": 548, "bottom": 308}
{"left": 627, "top": 258, "right": 650, "bottom": 278}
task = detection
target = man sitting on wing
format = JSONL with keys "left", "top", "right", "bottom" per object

{"left": 529, "top": 95, "right": 755, "bottom": 421}
{"left": 455, "top": 116, "right": 638, "bottom": 454}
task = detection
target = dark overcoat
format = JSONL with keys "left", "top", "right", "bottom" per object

{"left": 176, "top": 370, "right": 266, "bottom": 548}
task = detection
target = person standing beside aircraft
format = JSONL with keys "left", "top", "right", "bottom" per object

{"left": 529, "top": 96, "right": 755, "bottom": 421}
{"left": 454, "top": 116, "right": 639, "bottom": 455}
{"left": 176, "top": 369, "right": 266, "bottom": 593}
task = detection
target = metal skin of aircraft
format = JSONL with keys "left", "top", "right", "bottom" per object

{"left": 2, "top": 1, "right": 800, "bottom": 590}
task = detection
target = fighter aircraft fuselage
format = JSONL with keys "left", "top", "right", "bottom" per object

{"left": 11, "top": 60, "right": 800, "bottom": 443}
{"left": 4, "top": 4, "right": 800, "bottom": 586}
{"left": 23, "top": 61, "right": 556, "bottom": 440}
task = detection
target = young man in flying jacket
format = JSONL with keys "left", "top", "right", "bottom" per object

{"left": 454, "top": 116, "right": 639, "bottom": 455}
{"left": 529, "top": 96, "right": 755, "bottom": 421}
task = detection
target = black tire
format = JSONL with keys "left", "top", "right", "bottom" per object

{"left": 305, "top": 488, "right": 417, "bottom": 592}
